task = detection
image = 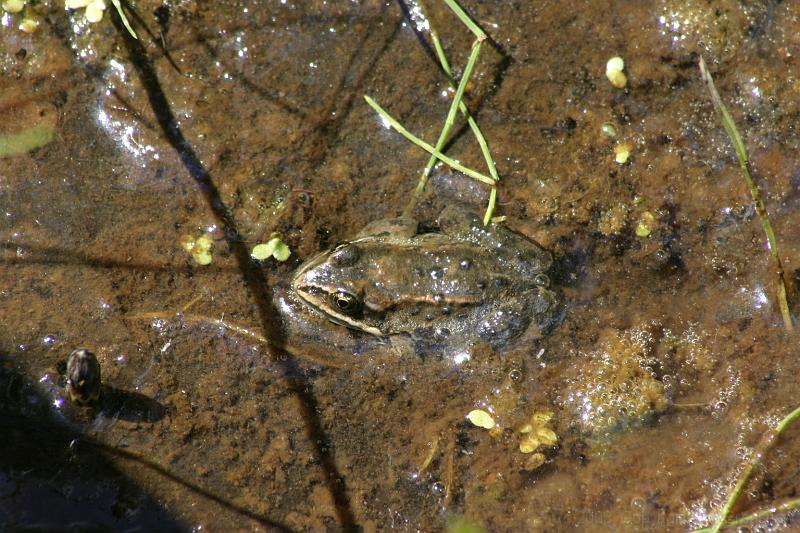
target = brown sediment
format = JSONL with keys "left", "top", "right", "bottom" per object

{"left": 2, "top": 1, "right": 800, "bottom": 531}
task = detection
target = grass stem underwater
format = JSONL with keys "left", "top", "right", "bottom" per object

{"left": 127, "top": 310, "right": 343, "bottom": 368}
{"left": 698, "top": 56, "right": 794, "bottom": 333}
{"left": 699, "top": 404, "right": 800, "bottom": 532}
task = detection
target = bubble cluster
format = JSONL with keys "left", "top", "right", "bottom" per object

{"left": 558, "top": 327, "right": 670, "bottom": 436}
{"left": 656, "top": 0, "right": 750, "bottom": 61}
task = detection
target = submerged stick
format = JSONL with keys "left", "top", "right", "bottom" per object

{"left": 702, "top": 404, "right": 800, "bottom": 532}
{"left": 127, "top": 310, "right": 343, "bottom": 368}
{"left": 698, "top": 56, "right": 794, "bottom": 333}
{"left": 129, "top": 310, "right": 270, "bottom": 344}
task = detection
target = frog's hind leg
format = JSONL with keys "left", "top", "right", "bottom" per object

{"left": 475, "top": 298, "right": 536, "bottom": 348}
{"left": 520, "top": 287, "right": 565, "bottom": 341}
{"left": 126, "top": 309, "right": 350, "bottom": 368}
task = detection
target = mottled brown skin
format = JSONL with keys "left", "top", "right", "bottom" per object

{"left": 277, "top": 207, "right": 563, "bottom": 365}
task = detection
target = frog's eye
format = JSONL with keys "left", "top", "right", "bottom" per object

{"left": 330, "top": 290, "right": 361, "bottom": 315}
{"left": 330, "top": 245, "right": 361, "bottom": 267}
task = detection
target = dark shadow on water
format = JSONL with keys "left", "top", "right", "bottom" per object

{"left": 101, "top": 386, "right": 167, "bottom": 423}
{"left": 0, "top": 354, "right": 294, "bottom": 531}
{"left": 108, "top": 9, "right": 360, "bottom": 531}
{"left": 0, "top": 241, "right": 241, "bottom": 276}
{"left": 0, "top": 355, "right": 184, "bottom": 531}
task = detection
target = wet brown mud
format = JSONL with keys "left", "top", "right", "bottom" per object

{"left": 3, "top": 0, "right": 800, "bottom": 531}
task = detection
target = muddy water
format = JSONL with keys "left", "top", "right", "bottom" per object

{"left": 3, "top": 0, "right": 800, "bottom": 531}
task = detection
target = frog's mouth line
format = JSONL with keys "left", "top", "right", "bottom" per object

{"left": 293, "top": 286, "right": 385, "bottom": 337}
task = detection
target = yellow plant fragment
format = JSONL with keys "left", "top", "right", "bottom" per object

{"left": 606, "top": 56, "right": 627, "bottom": 89}
{"left": 523, "top": 453, "right": 546, "bottom": 471}
{"left": 2, "top": 0, "right": 24, "bottom": 13}
{"left": 467, "top": 409, "right": 495, "bottom": 430}
{"left": 519, "top": 434, "right": 540, "bottom": 454}
{"left": 636, "top": 211, "right": 656, "bottom": 237}
{"left": 614, "top": 143, "right": 632, "bottom": 164}
{"left": 535, "top": 426, "right": 558, "bottom": 446}
{"left": 530, "top": 411, "right": 553, "bottom": 425}
{"left": 19, "top": 17, "right": 39, "bottom": 32}
{"left": 181, "top": 234, "right": 213, "bottom": 265}
{"left": 85, "top": 0, "right": 105, "bottom": 22}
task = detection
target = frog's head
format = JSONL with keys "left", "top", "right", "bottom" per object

{"left": 289, "top": 242, "right": 383, "bottom": 336}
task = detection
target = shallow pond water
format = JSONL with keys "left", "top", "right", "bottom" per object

{"left": 3, "top": 0, "right": 800, "bottom": 531}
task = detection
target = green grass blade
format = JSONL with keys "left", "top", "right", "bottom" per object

{"left": 438, "top": 35, "right": 499, "bottom": 182}
{"left": 407, "top": 32, "right": 485, "bottom": 213}
{"left": 442, "top": 38, "right": 482, "bottom": 143}
{"left": 443, "top": 0, "right": 486, "bottom": 40}
{"left": 406, "top": 28, "right": 498, "bottom": 222}
{"left": 110, "top": 0, "right": 138, "bottom": 39}
{"left": 692, "top": 496, "right": 800, "bottom": 532}
{"left": 702, "top": 403, "right": 800, "bottom": 533}
{"left": 382, "top": 0, "right": 500, "bottom": 223}
{"left": 364, "top": 95, "right": 495, "bottom": 186}
{"left": 483, "top": 187, "right": 497, "bottom": 225}
{"left": 406, "top": 34, "right": 489, "bottom": 209}
{"left": 430, "top": 30, "right": 500, "bottom": 223}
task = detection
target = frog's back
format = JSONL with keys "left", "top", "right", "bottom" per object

{"left": 436, "top": 206, "right": 553, "bottom": 280}
{"left": 352, "top": 208, "right": 561, "bottom": 347}
{"left": 286, "top": 207, "right": 563, "bottom": 365}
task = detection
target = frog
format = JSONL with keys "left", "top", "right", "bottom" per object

{"left": 273, "top": 206, "right": 562, "bottom": 366}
